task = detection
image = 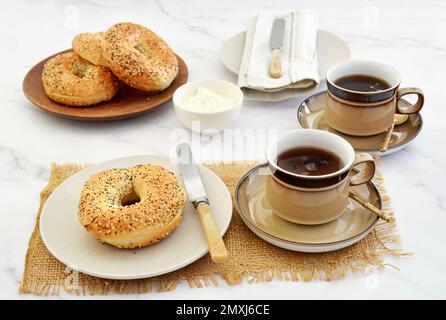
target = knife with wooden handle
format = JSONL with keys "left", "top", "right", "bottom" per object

{"left": 176, "top": 143, "right": 229, "bottom": 263}
{"left": 269, "top": 18, "right": 285, "bottom": 78}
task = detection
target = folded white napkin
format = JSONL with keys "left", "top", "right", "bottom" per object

{"left": 238, "top": 11, "right": 319, "bottom": 94}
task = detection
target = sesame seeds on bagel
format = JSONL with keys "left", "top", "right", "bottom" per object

{"left": 78, "top": 164, "right": 186, "bottom": 249}
{"left": 102, "top": 22, "right": 179, "bottom": 91}
{"left": 72, "top": 32, "right": 109, "bottom": 67}
{"left": 41, "top": 52, "right": 119, "bottom": 106}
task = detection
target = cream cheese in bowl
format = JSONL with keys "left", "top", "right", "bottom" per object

{"left": 173, "top": 80, "right": 243, "bottom": 134}
{"left": 182, "top": 87, "right": 237, "bottom": 113}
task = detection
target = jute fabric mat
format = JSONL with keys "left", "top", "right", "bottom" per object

{"left": 19, "top": 161, "right": 407, "bottom": 295}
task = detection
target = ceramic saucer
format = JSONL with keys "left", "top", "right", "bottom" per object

{"left": 220, "top": 30, "right": 351, "bottom": 102}
{"left": 235, "top": 164, "right": 380, "bottom": 253}
{"left": 40, "top": 155, "right": 232, "bottom": 280}
{"left": 297, "top": 92, "right": 423, "bottom": 156}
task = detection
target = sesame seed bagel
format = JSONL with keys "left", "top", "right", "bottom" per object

{"left": 72, "top": 32, "right": 108, "bottom": 67}
{"left": 42, "top": 52, "right": 119, "bottom": 106}
{"left": 102, "top": 22, "right": 179, "bottom": 91}
{"left": 78, "top": 164, "right": 186, "bottom": 249}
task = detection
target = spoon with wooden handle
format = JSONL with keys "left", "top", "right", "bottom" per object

{"left": 176, "top": 143, "right": 229, "bottom": 263}
{"left": 379, "top": 114, "right": 409, "bottom": 152}
{"left": 349, "top": 191, "right": 393, "bottom": 223}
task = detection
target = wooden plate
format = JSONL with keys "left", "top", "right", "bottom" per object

{"left": 23, "top": 50, "right": 189, "bottom": 121}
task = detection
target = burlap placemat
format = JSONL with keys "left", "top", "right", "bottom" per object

{"left": 20, "top": 161, "right": 408, "bottom": 295}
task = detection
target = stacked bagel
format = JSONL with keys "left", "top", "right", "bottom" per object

{"left": 42, "top": 22, "right": 179, "bottom": 106}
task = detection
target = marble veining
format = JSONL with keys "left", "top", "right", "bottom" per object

{"left": 0, "top": 0, "right": 445, "bottom": 299}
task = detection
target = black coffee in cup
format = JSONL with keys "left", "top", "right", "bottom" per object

{"left": 335, "top": 74, "right": 390, "bottom": 92}
{"left": 276, "top": 147, "right": 343, "bottom": 176}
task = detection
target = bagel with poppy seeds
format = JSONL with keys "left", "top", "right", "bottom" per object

{"left": 102, "top": 22, "right": 179, "bottom": 91}
{"left": 41, "top": 52, "right": 118, "bottom": 106}
{"left": 77, "top": 164, "right": 186, "bottom": 249}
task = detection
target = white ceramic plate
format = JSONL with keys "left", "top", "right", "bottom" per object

{"left": 40, "top": 155, "right": 232, "bottom": 280}
{"left": 220, "top": 30, "right": 351, "bottom": 102}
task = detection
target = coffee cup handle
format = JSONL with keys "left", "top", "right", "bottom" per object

{"left": 349, "top": 153, "right": 376, "bottom": 186}
{"left": 396, "top": 87, "right": 424, "bottom": 114}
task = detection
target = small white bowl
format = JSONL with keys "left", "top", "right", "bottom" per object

{"left": 173, "top": 79, "right": 243, "bottom": 134}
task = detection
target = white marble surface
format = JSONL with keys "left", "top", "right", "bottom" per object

{"left": 1, "top": 0, "right": 445, "bottom": 299}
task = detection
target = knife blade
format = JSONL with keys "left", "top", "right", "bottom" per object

{"left": 176, "top": 143, "right": 208, "bottom": 205}
{"left": 176, "top": 143, "right": 229, "bottom": 263}
{"left": 269, "top": 18, "right": 285, "bottom": 78}
{"left": 270, "top": 18, "right": 285, "bottom": 50}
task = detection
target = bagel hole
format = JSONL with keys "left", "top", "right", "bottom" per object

{"left": 134, "top": 43, "right": 151, "bottom": 58}
{"left": 121, "top": 189, "right": 141, "bottom": 206}
{"left": 73, "top": 64, "right": 88, "bottom": 78}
